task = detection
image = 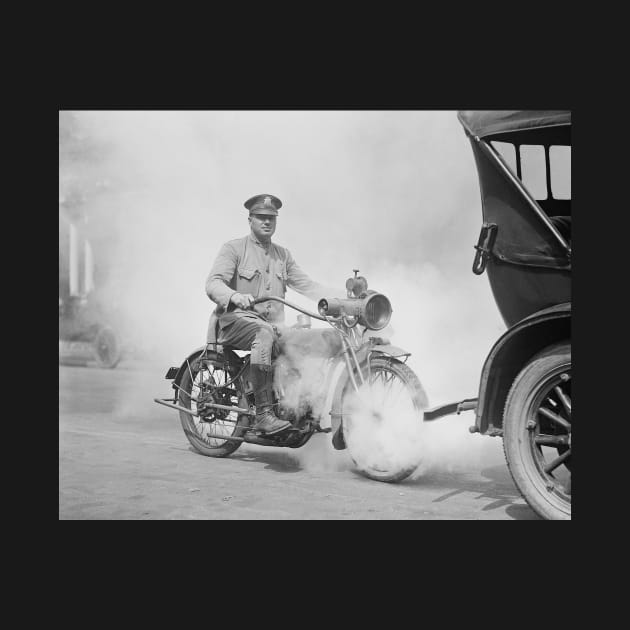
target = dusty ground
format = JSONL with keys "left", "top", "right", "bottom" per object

{"left": 59, "top": 359, "right": 539, "bottom": 520}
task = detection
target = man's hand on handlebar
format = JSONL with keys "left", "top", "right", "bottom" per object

{"left": 230, "top": 292, "right": 256, "bottom": 310}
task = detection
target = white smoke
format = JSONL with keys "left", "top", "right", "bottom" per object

{"left": 273, "top": 354, "right": 330, "bottom": 420}
{"left": 342, "top": 377, "right": 427, "bottom": 477}
{"left": 61, "top": 110, "right": 508, "bottom": 476}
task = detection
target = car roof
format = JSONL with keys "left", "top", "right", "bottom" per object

{"left": 457, "top": 110, "right": 571, "bottom": 138}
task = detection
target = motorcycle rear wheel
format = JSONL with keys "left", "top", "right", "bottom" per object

{"left": 342, "top": 356, "right": 428, "bottom": 483}
{"left": 178, "top": 353, "right": 248, "bottom": 458}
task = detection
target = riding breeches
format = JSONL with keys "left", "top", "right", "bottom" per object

{"left": 217, "top": 312, "right": 278, "bottom": 365}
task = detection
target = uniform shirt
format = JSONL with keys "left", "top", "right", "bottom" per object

{"left": 206, "top": 234, "right": 331, "bottom": 324}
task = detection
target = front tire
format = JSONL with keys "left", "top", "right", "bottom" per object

{"left": 178, "top": 352, "right": 248, "bottom": 458}
{"left": 503, "top": 342, "right": 571, "bottom": 520}
{"left": 342, "top": 356, "right": 428, "bottom": 483}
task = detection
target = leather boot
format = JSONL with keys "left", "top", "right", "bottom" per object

{"left": 249, "top": 363, "right": 292, "bottom": 435}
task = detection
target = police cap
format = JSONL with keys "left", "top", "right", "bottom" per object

{"left": 244, "top": 194, "right": 282, "bottom": 216}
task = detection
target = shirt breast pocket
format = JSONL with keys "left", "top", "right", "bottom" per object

{"left": 237, "top": 267, "right": 260, "bottom": 295}
{"left": 275, "top": 267, "right": 288, "bottom": 295}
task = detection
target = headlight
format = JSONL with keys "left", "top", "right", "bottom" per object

{"left": 318, "top": 292, "right": 392, "bottom": 331}
{"left": 362, "top": 293, "right": 392, "bottom": 330}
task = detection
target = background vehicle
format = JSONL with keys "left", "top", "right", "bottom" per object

{"left": 425, "top": 111, "right": 571, "bottom": 520}
{"left": 155, "top": 271, "right": 428, "bottom": 483}
{"left": 59, "top": 194, "right": 122, "bottom": 369}
{"left": 59, "top": 295, "right": 122, "bottom": 368}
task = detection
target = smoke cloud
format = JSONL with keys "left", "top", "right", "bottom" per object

{"left": 60, "top": 110, "right": 507, "bottom": 475}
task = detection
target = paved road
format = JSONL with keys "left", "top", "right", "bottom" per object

{"left": 59, "top": 360, "right": 539, "bottom": 520}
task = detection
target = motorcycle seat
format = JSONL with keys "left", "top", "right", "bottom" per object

{"left": 229, "top": 349, "right": 251, "bottom": 358}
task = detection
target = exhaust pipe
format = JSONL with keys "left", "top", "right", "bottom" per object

{"left": 154, "top": 398, "right": 255, "bottom": 416}
{"left": 159, "top": 399, "right": 289, "bottom": 446}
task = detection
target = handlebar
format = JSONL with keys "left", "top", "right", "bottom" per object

{"left": 251, "top": 296, "right": 328, "bottom": 322}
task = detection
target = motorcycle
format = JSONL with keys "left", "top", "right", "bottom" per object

{"left": 154, "top": 270, "right": 428, "bottom": 482}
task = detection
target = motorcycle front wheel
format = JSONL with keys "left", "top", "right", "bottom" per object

{"left": 341, "top": 356, "right": 428, "bottom": 483}
{"left": 178, "top": 352, "right": 248, "bottom": 458}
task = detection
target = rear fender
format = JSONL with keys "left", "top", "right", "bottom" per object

{"left": 169, "top": 345, "right": 244, "bottom": 399}
{"left": 329, "top": 342, "right": 412, "bottom": 450}
{"left": 168, "top": 347, "right": 206, "bottom": 399}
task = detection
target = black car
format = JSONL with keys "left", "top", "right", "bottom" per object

{"left": 426, "top": 111, "right": 571, "bottom": 520}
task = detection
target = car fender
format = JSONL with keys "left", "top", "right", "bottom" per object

{"left": 474, "top": 302, "right": 571, "bottom": 435}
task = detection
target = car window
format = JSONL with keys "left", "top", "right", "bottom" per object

{"left": 549, "top": 145, "right": 571, "bottom": 200}
{"left": 519, "top": 145, "right": 547, "bottom": 200}
{"left": 491, "top": 141, "right": 517, "bottom": 175}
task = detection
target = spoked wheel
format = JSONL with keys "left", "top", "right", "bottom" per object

{"left": 94, "top": 326, "right": 121, "bottom": 368}
{"left": 178, "top": 353, "right": 248, "bottom": 458}
{"left": 503, "top": 342, "right": 571, "bottom": 520}
{"left": 341, "top": 356, "right": 428, "bottom": 483}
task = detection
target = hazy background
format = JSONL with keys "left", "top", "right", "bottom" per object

{"left": 60, "top": 110, "right": 506, "bottom": 402}
{"left": 60, "top": 110, "right": 509, "bottom": 472}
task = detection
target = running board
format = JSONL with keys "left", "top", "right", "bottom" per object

{"left": 423, "top": 398, "right": 478, "bottom": 421}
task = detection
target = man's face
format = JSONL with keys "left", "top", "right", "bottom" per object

{"left": 249, "top": 213, "right": 277, "bottom": 241}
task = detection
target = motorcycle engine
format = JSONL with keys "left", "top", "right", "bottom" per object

{"left": 273, "top": 358, "right": 315, "bottom": 425}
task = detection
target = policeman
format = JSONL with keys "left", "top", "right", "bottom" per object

{"left": 206, "top": 194, "right": 334, "bottom": 434}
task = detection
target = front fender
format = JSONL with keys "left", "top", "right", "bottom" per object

{"left": 329, "top": 341, "right": 413, "bottom": 450}
{"left": 474, "top": 302, "right": 571, "bottom": 435}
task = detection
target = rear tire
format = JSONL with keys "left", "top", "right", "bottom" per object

{"left": 178, "top": 352, "right": 248, "bottom": 458}
{"left": 503, "top": 342, "right": 571, "bottom": 520}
